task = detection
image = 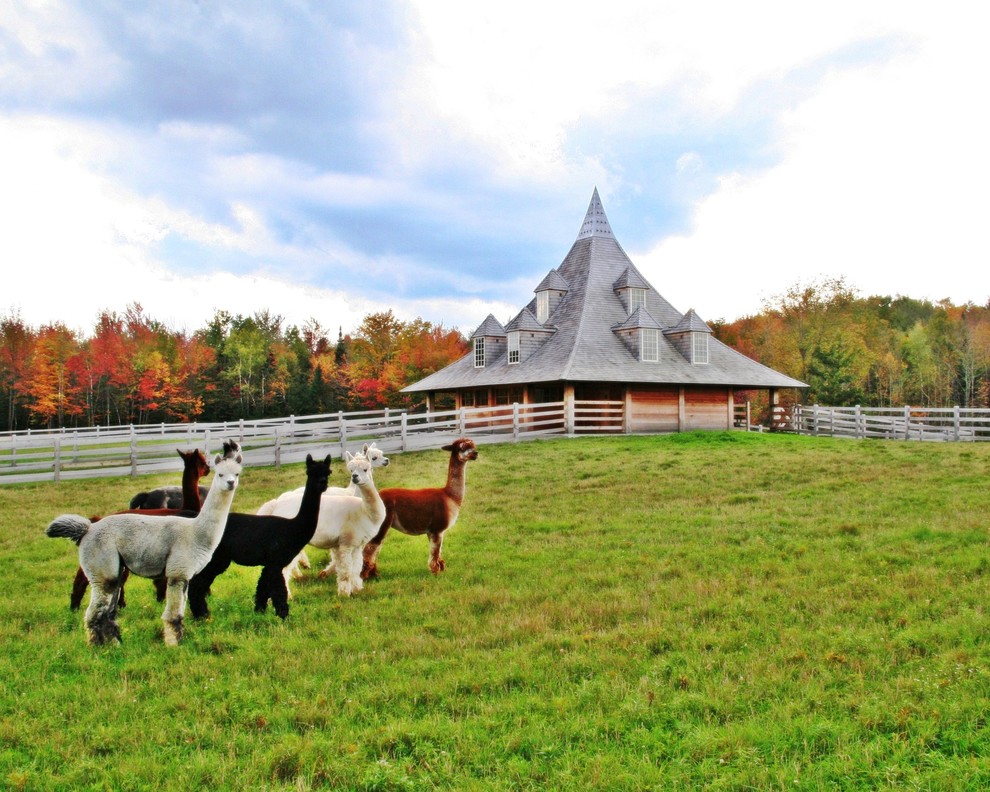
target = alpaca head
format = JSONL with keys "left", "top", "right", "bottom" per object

{"left": 178, "top": 447, "right": 210, "bottom": 478}
{"left": 345, "top": 451, "right": 374, "bottom": 487}
{"left": 442, "top": 437, "right": 478, "bottom": 462}
{"left": 212, "top": 439, "right": 243, "bottom": 492}
{"left": 362, "top": 442, "right": 390, "bottom": 468}
{"left": 305, "top": 453, "right": 332, "bottom": 494}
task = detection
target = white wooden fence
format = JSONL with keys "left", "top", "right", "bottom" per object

{"left": 793, "top": 405, "right": 990, "bottom": 442}
{"left": 0, "top": 399, "right": 625, "bottom": 485}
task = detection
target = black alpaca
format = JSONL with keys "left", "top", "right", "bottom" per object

{"left": 188, "top": 453, "right": 331, "bottom": 620}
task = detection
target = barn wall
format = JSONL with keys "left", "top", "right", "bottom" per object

{"left": 683, "top": 386, "right": 730, "bottom": 430}
{"left": 627, "top": 384, "right": 730, "bottom": 432}
{"left": 628, "top": 386, "right": 679, "bottom": 432}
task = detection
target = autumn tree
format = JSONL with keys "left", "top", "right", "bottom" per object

{"left": 19, "top": 323, "right": 86, "bottom": 428}
{"left": 0, "top": 312, "right": 34, "bottom": 431}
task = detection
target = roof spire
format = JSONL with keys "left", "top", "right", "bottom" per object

{"left": 576, "top": 187, "right": 615, "bottom": 240}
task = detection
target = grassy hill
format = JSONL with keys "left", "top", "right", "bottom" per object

{"left": 2, "top": 432, "right": 989, "bottom": 789}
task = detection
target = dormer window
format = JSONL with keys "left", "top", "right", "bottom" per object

{"left": 536, "top": 292, "right": 549, "bottom": 323}
{"left": 629, "top": 288, "right": 646, "bottom": 312}
{"left": 642, "top": 328, "right": 659, "bottom": 362}
{"left": 508, "top": 332, "right": 520, "bottom": 364}
{"left": 692, "top": 332, "right": 709, "bottom": 364}
{"left": 474, "top": 337, "right": 485, "bottom": 368}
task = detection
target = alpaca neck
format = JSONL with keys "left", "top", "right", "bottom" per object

{"left": 356, "top": 475, "right": 385, "bottom": 518}
{"left": 445, "top": 458, "right": 468, "bottom": 505}
{"left": 181, "top": 467, "right": 203, "bottom": 511}
{"left": 294, "top": 472, "right": 325, "bottom": 525}
{"left": 192, "top": 476, "right": 236, "bottom": 548}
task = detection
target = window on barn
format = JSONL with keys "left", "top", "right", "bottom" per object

{"left": 692, "top": 332, "right": 709, "bottom": 364}
{"left": 474, "top": 337, "right": 485, "bottom": 368}
{"left": 536, "top": 291, "right": 550, "bottom": 323}
{"left": 629, "top": 288, "right": 647, "bottom": 312}
{"left": 641, "top": 328, "right": 659, "bottom": 362}
{"left": 508, "top": 331, "right": 520, "bottom": 364}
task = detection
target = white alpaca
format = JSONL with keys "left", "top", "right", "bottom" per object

{"left": 258, "top": 442, "right": 389, "bottom": 582}
{"left": 266, "top": 451, "right": 385, "bottom": 596}
{"left": 46, "top": 440, "right": 244, "bottom": 646}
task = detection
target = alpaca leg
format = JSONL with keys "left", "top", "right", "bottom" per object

{"left": 161, "top": 577, "right": 188, "bottom": 646}
{"left": 334, "top": 548, "right": 353, "bottom": 596}
{"left": 84, "top": 580, "right": 122, "bottom": 646}
{"left": 362, "top": 539, "right": 383, "bottom": 579}
{"left": 282, "top": 565, "right": 295, "bottom": 600}
{"left": 297, "top": 549, "right": 311, "bottom": 571}
{"left": 254, "top": 566, "right": 279, "bottom": 614}
{"left": 152, "top": 575, "right": 167, "bottom": 602}
{"left": 118, "top": 566, "right": 129, "bottom": 609}
{"left": 265, "top": 567, "right": 291, "bottom": 620}
{"left": 188, "top": 557, "right": 230, "bottom": 619}
{"left": 428, "top": 531, "right": 446, "bottom": 574}
{"left": 70, "top": 566, "right": 89, "bottom": 611}
{"left": 349, "top": 547, "right": 365, "bottom": 592}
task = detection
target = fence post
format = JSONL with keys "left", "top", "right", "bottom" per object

{"left": 238, "top": 418, "right": 245, "bottom": 445}
{"left": 53, "top": 438, "right": 61, "bottom": 483}
{"left": 274, "top": 427, "right": 281, "bottom": 469}
{"left": 746, "top": 401, "right": 752, "bottom": 433}
{"left": 130, "top": 425, "right": 138, "bottom": 477}
{"left": 854, "top": 405, "right": 862, "bottom": 439}
{"left": 339, "top": 411, "right": 347, "bottom": 458}
{"left": 954, "top": 405, "right": 960, "bottom": 441}
{"left": 904, "top": 405, "right": 911, "bottom": 440}
{"left": 459, "top": 408, "right": 466, "bottom": 436}
{"left": 400, "top": 412, "right": 408, "bottom": 452}
{"left": 512, "top": 402, "right": 520, "bottom": 441}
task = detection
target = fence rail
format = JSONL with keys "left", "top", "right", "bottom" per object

{"left": 793, "top": 404, "right": 990, "bottom": 442}
{"left": 0, "top": 400, "right": 627, "bottom": 486}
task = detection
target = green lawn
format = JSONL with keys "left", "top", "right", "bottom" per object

{"left": 2, "top": 432, "right": 989, "bottom": 789}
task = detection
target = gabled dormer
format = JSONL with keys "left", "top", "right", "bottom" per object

{"left": 613, "top": 266, "right": 653, "bottom": 315}
{"left": 612, "top": 307, "right": 663, "bottom": 362}
{"left": 470, "top": 314, "right": 506, "bottom": 368}
{"left": 664, "top": 309, "right": 712, "bottom": 364}
{"left": 505, "top": 307, "right": 555, "bottom": 364}
{"left": 533, "top": 269, "right": 569, "bottom": 323}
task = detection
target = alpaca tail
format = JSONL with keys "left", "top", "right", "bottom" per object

{"left": 46, "top": 514, "right": 92, "bottom": 545}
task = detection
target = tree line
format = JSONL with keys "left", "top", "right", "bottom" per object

{"left": 0, "top": 305, "right": 467, "bottom": 431}
{"left": 4, "top": 278, "right": 988, "bottom": 432}
{"left": 713, "top": 277, "right": 990, "bottom": 409}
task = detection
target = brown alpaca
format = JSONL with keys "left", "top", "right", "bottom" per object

{"left": 69, "top": 448, "right": 210, "bottom": 610}
{"left": 362, "top": 437, "right": 478, "bottom": 579}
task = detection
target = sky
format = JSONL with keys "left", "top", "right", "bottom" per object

{"left": 1, "top": 1, "right": 987, "bottom": 340}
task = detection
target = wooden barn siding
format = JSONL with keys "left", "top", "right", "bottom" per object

{"left": 627, "top": 385, "right": 729, "bottom": 432}
{"left": 628, "top": 386, "right": 680, "bottom": 432}
{"left": 684, "top": 386, "right": 730, "bottom": 430}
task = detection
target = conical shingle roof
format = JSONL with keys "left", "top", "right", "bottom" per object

{"left": 405, "top": 191, "right": 807, "bottom": 392}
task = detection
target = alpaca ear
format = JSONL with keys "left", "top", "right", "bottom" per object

{"left": 362, "top": 443, "right": 370, "bottom": 454}
{"left": 324, "top": 454, "right": 333, "bottom": 466}
{"left": 306, "top": 453, "right": 314, "bottom": 465}
{"left": 441, "top": 444, "right": 454, "bottom": 452}
{"left": 345, "top": 451, "right": 354, "bottom": 461}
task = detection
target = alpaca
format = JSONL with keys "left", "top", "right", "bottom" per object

{"left": 187, "top": 453, "right": 332, "bottom": 620}
{"left": 129, "top": 448, "right": 211, "bottom": 510}
{"left": 363, "top": 437, "right": 478, "bottom": 579}
{"left": 260, "top": 442, "right": 390, "bottom": 582}
{"left": 46, "top": 440, "right": 243, "bottom": 646}
{"left": 266, "top": 451, "right": 385, "bottom": 596}
{"left": 69, "top": 447, "right": 210, "bottom": 610}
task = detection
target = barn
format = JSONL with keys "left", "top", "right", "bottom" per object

{"left": 403, "top": 189, "right": 806, "bottom": 432}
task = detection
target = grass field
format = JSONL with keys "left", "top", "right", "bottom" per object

{"left": 1, "top": 431, "right": 989, "bottom": 790}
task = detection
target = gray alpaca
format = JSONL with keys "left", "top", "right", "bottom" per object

{"left": 46, "top": 439, "right": 244, "bottom": 646}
